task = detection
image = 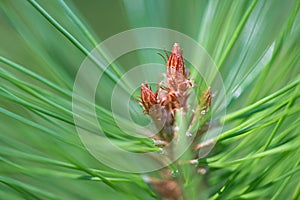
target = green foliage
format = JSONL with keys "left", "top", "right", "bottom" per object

{"left": 0, "top": 0, "right": 299, "bottom": 199}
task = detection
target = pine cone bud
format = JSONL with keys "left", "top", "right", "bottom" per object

{"left": 140, "top": 84, "right": 157, "bottom": 114}
{"left": 167, "top": 43, "right": 185, "bottom": 77}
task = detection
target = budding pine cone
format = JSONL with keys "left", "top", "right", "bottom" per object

{"left": 139, "top": 43, "right": 211, "bottom": 143}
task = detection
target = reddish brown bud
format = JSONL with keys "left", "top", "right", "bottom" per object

{"left": 167, "top": 43, "right": 185, "bottom": 77}
{"left": 140, "top": 84, "right": 157, "bottom": 113}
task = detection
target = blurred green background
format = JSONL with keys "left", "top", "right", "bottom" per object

{"left": 1, "top": 0, "right": 300, "bottom": 199}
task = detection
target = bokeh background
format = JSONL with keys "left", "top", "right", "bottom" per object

{"left": 1, "top": 0, "right": 300, "bottom": 199}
